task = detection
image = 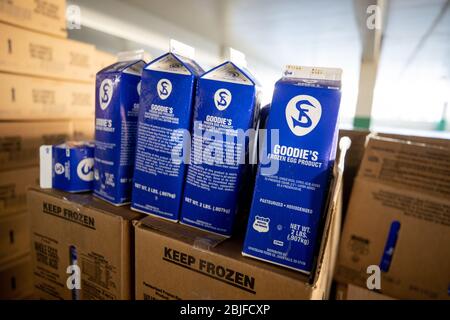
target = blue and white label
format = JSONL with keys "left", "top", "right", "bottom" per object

{"left": 243, "top": 66, "right": 342, "bottom": 274}
{"left": 157, "top": 78, "right": 172, "bottom": 100}
{"left": 99, "top": 78, "right": 114, "bottom": 110}
{"left": 180, "top": 61, "right": 259, "bottom": 236}
{"left": 76, "top": 158, "right": 94, "bottom": 182}
{"left": 214, "top": 88, "right": 232, "bottom": 111}
{"left": 94, "top": 60, "right": 144, "bottom": 205}
{"left": 54, "top": 163, "right": 65, "bottom": 175}
{"left": 253, "top": 216, "right": 270, "bottom": 233}
{"left": 285, "top": 95, "right": 322, "bottom": 136}
{"left": 131, "top": 53, "right": 203, "bottom": 220}
{"left": 52, "top": 142, "right": 95, "bottom": 193}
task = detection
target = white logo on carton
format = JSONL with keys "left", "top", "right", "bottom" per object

{"left": 253, "top": 216, "right": 270, "bottom": 233}
{"left": 76, "top": 158, "right": 94, "bottom": 182}
{"left": 214, "top": 89, "right": 232, "bottom": 111}
{"left": 285, "top": 95, "right": 322, "bottom": 136}
{"left": 99, "top": 79, "right": 114, "bottom": 110}
{"left": 157, "top": 79, "right": 172, "bottom": 100}
{"left": 54, "top": 163, "right": 65, "bottom": 175}
{"left": 137, "top": 81, "right": 142, "bottom": 96}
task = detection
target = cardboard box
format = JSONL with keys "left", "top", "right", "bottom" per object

{"left": 335, "top": 282, "right": 395, "bottom": 300}
{"left": 0, "top": 167, "right": 39, "bottom": 216}
{"left": 0, "top": 212, "right": 30, "bottom": 264}
{"left": 0, "top": 121, "right": 72, "bottom": 171}
{"left": 0, "top": 22, "right": 95, "bottom": 82}
{"left": 94, "top": 50, "right": 116, "bottom": 73}
{"left": 0, "top": 254, "right": 33, "bottom": 299}
{"left": 336, "top": 136, "right": 450, "bottom": 300}
{"left": 134, "top": 139, "right": 346, "bottom": 299}
{"left": 28, "top": 187, "right": 143, "bottom": 300}
{"left": 337, "top": 129, "right": 450, "bottom": 219}
{"left": 0, "top": 0, "right": 66, "bottom": 38}
{"left": 0, "top": 73, "right": 94, "bottom": 120}
{"left": 72, "top": 119, "right": 94, "bottom": 140}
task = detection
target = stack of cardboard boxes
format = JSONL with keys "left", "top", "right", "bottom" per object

{"left": 335, "top": 132, "right": 450, "bottom": 300}
{"left": 0, "top": 0, "right": 115, "bottom": 299}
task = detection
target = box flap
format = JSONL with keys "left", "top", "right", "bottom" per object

{"left": 281, "top": 65, "right": 342, "bottom": 90}
{"left": 28, "top": 187, "right": 142, "bottom": 222}
{"left": 358, "top": 135, "right": 450, "bottom": 200}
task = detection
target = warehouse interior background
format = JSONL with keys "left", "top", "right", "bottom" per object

{"left": 1, "top": 0, "right": 450, "bottom": 302}
{"left": 68, "top": 0, "right": 450, "bottom": 134}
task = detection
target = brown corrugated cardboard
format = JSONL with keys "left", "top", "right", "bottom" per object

{"left": 134, "top": 142, "right": 346, "bottom": 300}
{"left": 0, "top": 212, "right": 30, "bottom": 264}
{"left": 0, "top": 167, "right": 39, "bottom": 216}
{"left": 0, "top": 0, "right": 67, "bottom": 38}
{"left": 28, "top": 187, "right": 143, "bottom": 300}
{"left": 0, "top": 23, "right": 95, "bottom": 82}
{"left": 0, "top": 121, "right": 72, "bottom": 171}
{"left": 0, "top": 254, "right": 33, "bottom": 299}
{"left": 335, "top": 282, "right": 395, "bottom": 300}
{"left": 336, "top": 136, "right": 450, "bottom": 300}
{"left": 0, "top": 73, "right": 94, "bottom": 120}
{"left": 72, "top": 119, "right": 94, "bottom": 140}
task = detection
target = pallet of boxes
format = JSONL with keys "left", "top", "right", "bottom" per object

{"left": 0, "top": 0, "right": 115, "bottom": 299}
{"left": 335, "top": 133, "right": 450, "bottom": 300}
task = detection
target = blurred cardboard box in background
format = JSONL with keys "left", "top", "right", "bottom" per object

{"left": 0, "top": 167, "right": 39, "bottom": 216}
{"left": 336, "top": 136, "right": 450, "bottom": 300}
{"left": 0, "top": 254, "right": 33, "bottom": 300}
{"left": 0, "top": 212, "right": 30, "bottom": 264}
{"left": 0, "top": 121, "right": 72, "bottom": 171}
{"left": 0, "top": 73, "right": 94, "bottom": 120}
{"left": 0, "top": 23, "right": 95, "bottom": 82}
{"left": 94, "top": 50, "right": 117, "bottom": 72}
{"left": 0, "top": 0, "right": 67, "bottom": 38}
{"left": 71, "top": 119, "right": 94, "bottom": 140}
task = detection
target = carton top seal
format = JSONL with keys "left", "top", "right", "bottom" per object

{"left": 54, "top": 141, "right": 94, "bottom": 150}
{"left": 169, "top": 39, "right": 196, "bottom": 60}
{"left": 281, "top": 65, "right": 342, "bottom": 90}
{"left": 145, "top": 52, "right": 204, "bottom": 76}
{"left": 97, "top": 59, "right": 146, "bottom": 76}
{"left": 202, "top": 61, "right": 259, "bottom": 86}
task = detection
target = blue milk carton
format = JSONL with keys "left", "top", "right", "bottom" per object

{"left": 94, "top": 58, "right": 145, "bottom": 205}
{"left": 131, "top": 51, "right": 204, "bottom": 221}
{"left": 39, "top": 141, "right": 95, "bottom": 193}
{"left": 180, "top": 61, "right": 260, "bottom": 236}
{"left": 242, "top": 65, "right": 342, "bottom": 274}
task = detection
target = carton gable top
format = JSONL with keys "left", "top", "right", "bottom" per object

{"left": 280, "top": 65, "right": 342, "bottom": 90}
{"left": 97, "top": 60, "right": 145, "bottom": 76}
{"left": 202, "top": 61, "right": 258, "bottom": 86}
{"left": 145, "top": 52, "right": 204, "bottom": 76}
